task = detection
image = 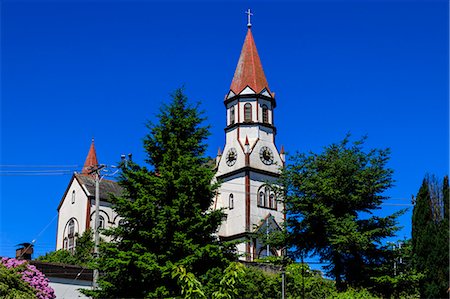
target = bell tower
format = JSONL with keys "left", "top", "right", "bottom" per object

{"left": 214, "top": 13, "right": 285, "bottom": 261}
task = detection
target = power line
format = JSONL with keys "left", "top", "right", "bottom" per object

{"left": 0, "top": 165, "right": 80, "bottom": 168}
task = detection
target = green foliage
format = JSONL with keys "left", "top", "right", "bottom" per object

{"left": 172, "top": 265, "right": 206, "bottom": 299}
{"left": 282, "top": 134, "right": 404, "bottom": 290}
{"left": 211, "top": 262, "right": 245, "bottom": 299}
{"left": 326, "top": 287, "right": 380, "bottom": 299}
{"left": 411, "top": 175, "right": 449, "bottom": 298}
{"left": 234, "top": 265, "right": 280, "bottom": 299}
{"left": 284, "top": 263, "right": 336, "bottom": 299}
{"left": 174, "top": 261, "right": 380, "bottom": 299}
{"left": 86, "top": 88, "right": 235, "bottom": 298}
{"left": 370, "top": 239, "right": 423, "bottom": 298}
{"left": 0, "top": 263, "right": 36, "bottom": 298}
{"left": 37, "top": 229, "right": 94, "bottom": 268}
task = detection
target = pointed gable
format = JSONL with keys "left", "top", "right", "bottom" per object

{"left": 230, "top": 28, "right": 270, "bottom": 95}
{"left": 81, "top": 139, "right": 98, "bottom": 175}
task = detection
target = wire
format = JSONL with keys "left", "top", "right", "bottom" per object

{"left": 0, "top": 165, "right": 80, "bottom": 168}
{"left": 0, "top": 164, "right": 81, "bottom": 176}
{"left": 17, "top": 213, "right": 58, "bottom": 260}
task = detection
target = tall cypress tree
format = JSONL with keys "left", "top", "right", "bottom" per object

{"left": 412, "top": 175, "right": 449, "bottom": 298}
{"left": 88, "top": 89, "right": 235, "bottom": 298}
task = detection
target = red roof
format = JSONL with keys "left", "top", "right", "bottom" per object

{"left": 81, "top": 138, "right": 98, "bottom": 175}
{"left": 230, "top": 28, "right": 270, "bottom": 95}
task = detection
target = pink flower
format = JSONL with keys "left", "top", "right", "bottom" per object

{"left": 1, "top": 257, "right": 56, "bottom": 299}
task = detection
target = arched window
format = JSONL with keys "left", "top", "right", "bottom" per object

{"left": 244, "top": 103, "right": 252, "bottom": 122}
{"left": 98, "top": 215, "right": 105, "bottom": 229}
{"left": 269, "top": 193, "right": 275, "bottom": 209}
{"left": 257, "top": 186, "right": 277, "bottom": 210}
{"left": 63, "top": 237, "right": 68, "bottom": 250}
{"left": 259, "top": 191, "right": 266, "bottom": 207}
{"left": 230, "top": 106, "right": 235, "bottom": 125}
{"left": 71, "top": 190, "right": 76, "bottom": 204}
{"left": 229, "top": 194, "right": 234, "bottom": 209}
{"left": 262, "top": 104, "right": 269, "bottom": 123}
{"left": 67, "top": 219, "right": 75, "bottom": 253}
{"left": 68, "top": 219, "right": 75, "bottom": 237}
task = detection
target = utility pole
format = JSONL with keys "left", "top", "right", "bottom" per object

{"left": 89, "top": 164, "right": 105, "bottom": 289}
{"left": 89, "top": 155, "right": 129, "bottom": 289}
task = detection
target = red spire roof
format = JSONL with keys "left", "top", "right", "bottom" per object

{"left": 230, "top": 28, "right": 270, "bottom": 95}
{"left": 82, "top": 138, "right": 98, "bottom": 175}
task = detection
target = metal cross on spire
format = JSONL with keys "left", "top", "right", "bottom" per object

{"left": 246, "top": 9, "right": 253, "bottom": 28}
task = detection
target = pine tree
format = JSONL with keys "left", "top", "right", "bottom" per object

{"left": 88, "top": 89, "right": 235, "bottom": 298}
{"left": 411, "top": 175, "right": 449, "bottom": 298}
{"left": 282, "top": 135, "right": 404, "bottom": 290}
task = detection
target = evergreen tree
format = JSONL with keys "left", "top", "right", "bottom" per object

{"left": 282, "top": 135, "right": 404, "bottom": 290}
{"left": 412, "top": 175, "right": 449, "bottom": 298}
{"left": 87, "top": 89, "right": 235, "bottom": 298}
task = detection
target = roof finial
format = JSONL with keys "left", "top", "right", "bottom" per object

{"left": 246, "top": 9, "right": 253, "bottom": 28}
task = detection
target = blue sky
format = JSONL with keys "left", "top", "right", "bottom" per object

{"left": 1, "top": 0, "right": 448, "bottom": 260}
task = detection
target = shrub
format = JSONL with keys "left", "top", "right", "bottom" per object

{"left": 0, "top": 257, "right": 55, "bottom": 299}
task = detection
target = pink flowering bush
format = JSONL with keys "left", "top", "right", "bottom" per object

{"left": 1, "top": 257, "right": 55, "bottom": 299}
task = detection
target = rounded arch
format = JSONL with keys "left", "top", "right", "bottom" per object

{"left": 257, "top": 185, "right": 277, "bottom": 210}
{"left": 62, "top": 217, "right": 79, "bottom": 252}
{"left": 113, "top": 214, "right": 123, "bottom": 225}
{"left": 258, "top": 247, "right": 278, "bottom": 259}
{"left": 90, "top": 209, "right": 111, "bottom": 224}
{"left": 63, "top": 217, "right": 80, "bottom": 238}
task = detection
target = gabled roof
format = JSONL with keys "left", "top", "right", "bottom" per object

{"left": 82, "top": 138, "right": 98, "bottom": 175}
{"left": 75, "top": 174, "right": 123, "bottom": 199}
{"left": 255, "top": 214, "right": 282, "bottom": 233}
{"left": 230, "top": 28, "right": 270, "bottom": 95}
{"left": 57, "top": 174, "right": 123, "bottom": 211}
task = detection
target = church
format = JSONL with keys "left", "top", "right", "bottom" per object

{"left": 56, "top": 139, "right": 122, "bottom": 252}
{"left": 56, "top": 18, "right": 284, "bottom": 262}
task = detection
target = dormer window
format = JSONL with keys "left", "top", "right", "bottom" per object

{"left": 230, "top": 106, "right": 235, "bottom": 125}
{"left": 262, "top": 104, "right": 269, "bottom": 123}
{"left": 244, "top": 103, "right": 252, "bottom": 122}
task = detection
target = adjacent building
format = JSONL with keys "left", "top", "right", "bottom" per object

{"left": 56, "top": 139, "right": 122, "bottom": 251}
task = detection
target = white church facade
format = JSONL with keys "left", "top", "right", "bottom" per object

{"left": 55, "top": 21, "right": 284, "bottom": 262}
{"left": 56, "top": 139, "right": 122, "bottom": 251}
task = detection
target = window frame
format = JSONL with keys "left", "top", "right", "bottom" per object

{"left": 262, "top": 104, "right": 269, "bottom": 124}
{"left": 257, "top": 185, "right": 277, "bottom": 210}
{"left": 229, "top": 194, "right": 234, "bottom": 209}
{"left": 230, "top": 106, "right": 235, "bottom": 125}
{"left": 244, "top": 103, "right": 252, "bottom": 122}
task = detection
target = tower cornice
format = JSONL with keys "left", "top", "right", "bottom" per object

{"left": 224, "top": 91, "right": 276, "bottom": 108}
{"left": 224, "top": 122, "right": 277, "bottom": 135}
{"left": 216, "top": 166, "right": 281, "bottom": 181}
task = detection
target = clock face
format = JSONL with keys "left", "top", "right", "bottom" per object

{"left": 226, "top": 147, "right": 237, "bottom": 166}
{"left": 259, "top": 146, "right": 274, "bottom": 165}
